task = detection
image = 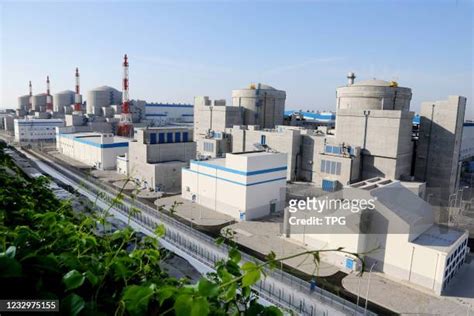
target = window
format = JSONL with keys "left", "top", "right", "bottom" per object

{"left": 150, "top": 133, "right": 157, "bottom": 144}
{"left": 166, "top": 132, "right": 173, "bottom": 143}
{"left": 320, "top": 159, "right": 342, "bottom": 175}
{"left": 183, "top": 132, "right": 189, "bottom": 142}
{"left": 203, "top": 142, "right": 214, "bottom": 153}
{"left": 158, "top": 133, "right": 165, "bottom": 144}
{"left": 261, "top": 135, "right": 266, "bottom": 145}
{"left": 325, "top": 145, "right": 342, "bottom": 155}
{"left": 175, "top": 132, "right": 181, "bottom": 143}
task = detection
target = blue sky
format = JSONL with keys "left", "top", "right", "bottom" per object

{"left": 1, "top": 0, "right": 472, "bottom": 117}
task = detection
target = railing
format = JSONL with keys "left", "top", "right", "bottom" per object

{"left": 26, "top": 148, "right": 373, "bottom": 316}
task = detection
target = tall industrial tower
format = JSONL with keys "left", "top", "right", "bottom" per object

{"left": 46, "top": 76, "right": 53, "bottom": 112}
{"left": 28, "top": 81, "right": 33, "bottom": 110}
{"left": 74, "top": 67, "right": 82, "bottom": 113}
{"left": 117, "top": 54, "right": 133, "bottom": 137}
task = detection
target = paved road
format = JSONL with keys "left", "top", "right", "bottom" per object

{"left": 19, "top": 148, "right": 371, "bottom": 316}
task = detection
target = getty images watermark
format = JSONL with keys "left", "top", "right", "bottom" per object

{"left": 287, "top": 196, "right": 377, "bottom": 226}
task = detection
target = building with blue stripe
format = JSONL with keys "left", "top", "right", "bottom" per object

{"left": 145, "top": 103, "right": 194, "bottom": 124}
{"left": 56, "top": 131, "right": 129, "bottom": 170}
{"left": 182, "top": 151, "right": 287, "bottom": 220}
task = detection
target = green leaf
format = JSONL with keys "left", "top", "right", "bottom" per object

{"left": 262, "top": 305, "right": 284, "bottom": 316}
{"left": 229, "top": 248, "right": 241, "bottom": 263}
{"left": 242, "top": 269, "right": 261, "bottom": 287}
{"left": 215, "top": 237, "right": 225, "bottom": 245}
{"left": 122, "top": 285, "right": 154, "bottom": 316}
{"left": 190, "top": 297, "right": 209, "bottom": 316}
{"left": 154, "top": 224, "right": 166, "bottom": 238}
{"left": 62, "top": 270, "right": 85, "bottom": 291}
{"left": 174, "top": 294, "right": 192, "bottom": 316}
{"left": 242, "top": 262, "right": 261, "bottom": 287}
{"left": 62, "top": 293, "right": 85, "bottom": 316}
{"left": 266, "top": 251, "right": 277, "bottom": 270}
{"left": 241, "top": 261, "right": 258, "bottom": 272}
{"left": 156, "top": 286, "right": 176, "bottom": 305}
{"left": 198, "top": 278, "right": 219, "bottom": 297}
{"left": 84, "top": 271, "right": 98, "bottom": 286}
{"left": 1, "top": 246, "right": 16, "bottom": 258}
{"left": 0, "top": 256, "right": 22, "bottom": 277}
{"left": 223, "top": 283, "right": 237, "bottom": 302}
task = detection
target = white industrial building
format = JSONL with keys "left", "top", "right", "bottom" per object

{"left": 123, "top": 127, "right": 196, "bottom": 192}
{"left": 14, "top": 119, "right": 65, "bottom": 143}
{"left": 182, "top": 151, "right": 287, "bottom": 220}
{"left": 286, "top": 178, "right": 469, "bottom": 295}
{"left": 56, "top": 130, "right": 129, "bottom": 170}
{"left": 145, "top": 103, "right": 193, "bottom": 124}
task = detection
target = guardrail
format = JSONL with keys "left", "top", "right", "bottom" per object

{"left": 26, "top": 148, "right": 373, "bottom": 316}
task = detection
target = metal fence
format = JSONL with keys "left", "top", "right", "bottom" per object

{"left": 28, "top": 149, "right": 374, "bottom": 316}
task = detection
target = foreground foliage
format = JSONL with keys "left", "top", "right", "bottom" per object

{"left": 0, "top": 143, "right": 364, "bottom": 315}
{"left": 0, "top": 144, "right": 285, "bottom": 315}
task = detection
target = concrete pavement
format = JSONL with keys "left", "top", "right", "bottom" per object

{"left": 342, "top": 255, "right": 474, "bottom": 315}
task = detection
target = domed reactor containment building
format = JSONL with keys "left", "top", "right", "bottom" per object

{"left": 232, "top": 83, "right": 286, "bottom": 129}
{"left": 335, "top": 73, "right": 415, "bottom": 181}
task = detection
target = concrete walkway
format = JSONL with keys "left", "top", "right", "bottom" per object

{"left": 155, "top": 196, "right": 234, "bottom": 227}
{"left": 342, "top": 257, "right": 474, "bottom": 315}
{"left": 225, "top": 219, "right": 340, "bottom": 277}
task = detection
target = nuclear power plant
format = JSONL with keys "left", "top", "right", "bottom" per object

{"left": 1, "top": 57, "right": 473, "bottom": 314}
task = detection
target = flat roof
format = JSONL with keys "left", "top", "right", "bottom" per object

{"left": 411, "top": 225, "right": 467, "bottom": 253}
{"left": 230, "top": 151, "right": 270, "bottom": 157}
{"left": 192, "top": 158, "right": 226, "bottom": 167}
{"left": 58, "top": 132, "right": 129, "bottom": 148}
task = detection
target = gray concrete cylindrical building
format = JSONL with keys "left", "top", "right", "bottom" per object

{"left": 32, "top": 93, "right": 48, "bottom": 112}
{"left": 87, "top": 86, "right": 122, "bottom": 116}
{"left": 232, "top": 83, "right": 286, "bottom": 129}
{"left": 336, "top": 79, "right": 412, "bottom": 112}
{"left": 17, "top": 95, "right": 30, "bottom": 111}
{"left": 53, "top": 90, "right": 75, "bottom": 113}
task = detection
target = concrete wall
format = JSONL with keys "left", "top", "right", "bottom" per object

{"left": 232, "top": 84, "right": 286, "bottom": 129}
{"left": 194, "top": 96, "right": 242, "bottom": 142}
{"left": 229, "top": 126, "right": 301, "bottom": 181}
{"left": 336, "top": 109, "right": 414, "bottom": 180}
{"left": 415, "top": 96, "right": 467, "bottom": 203}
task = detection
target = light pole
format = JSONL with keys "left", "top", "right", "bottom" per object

{"left": 364, "top": 261, "right": 377, "bottom": 315}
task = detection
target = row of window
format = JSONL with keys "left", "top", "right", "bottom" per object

{"left": 443, "top": 239, "right": 468, "bottom": 289}
{"left": 447, "top": 239, "right": 468, "bottom": 266}
{"left": 149, "top": 131, "right": 189, "bottom": 144}
{"left": 325, "top": 145, "right": 355, "bottom": 156}
{"left": 320, "top": 159, "right": 342, "bottom": 175}
{"left": 203, "top": 142, "right": 215, "bottom": 153}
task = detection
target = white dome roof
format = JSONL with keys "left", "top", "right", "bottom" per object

{"left": 54, "top": 90, "right": 75, "bottom": 95}
{"left": 352, "top": 79, "right": 393, "bottom": 87}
